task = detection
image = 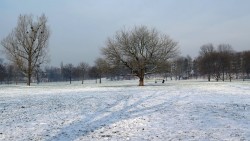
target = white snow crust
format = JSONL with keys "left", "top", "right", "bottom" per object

{"left": 0, "top": 80, "right": 250, "bottom": 141}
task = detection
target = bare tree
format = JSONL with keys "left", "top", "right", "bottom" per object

{"left": 102, "top": 26, "right": 179, "bottom": 86}
{"left": 1, "top": 14, "right": 50, "bottom": 86}
{"left": 171, "top": 57, "right": 185, "bottom": 80}
{"left": 0, "top": 59, "right": 6, "bottom": 84}
{"left": 231, "top": 52, "right": 242, "bottom": 80}
{"left": 199, "top": 43, "right": 214, "bottom": 56}
{"left": 63, "top": 63, "right": 73, "bottom": 84}
{"left": 192, "top": 59, "right": 199, "bottom": 79}
{"left": 197, "top": 44, "right": 215, "bottom": 81}
{"left": 217, "top": 44, "right": 234, "bottom": 81}
{"left": 242, "top": 51, "right": 250, "bottom": 80}
{"left": 78, "top": 62, "right": 89, "bottom": 84}
{"left": 198, "top": 43, "right": 236, "bottom": 82}
{"left": 171, "top": 56, "right": 192, "bottom": 80}
{"left": 95, "top": 58, "right": 110, "bottom": 84}
{"left": 88, "top": 66, "right": 99, "bottom": 83}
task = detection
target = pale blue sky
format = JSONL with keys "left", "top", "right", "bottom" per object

{"left": 1, "top": 0, "right": 250, "bottom": 66}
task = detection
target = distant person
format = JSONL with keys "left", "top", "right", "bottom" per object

{"left": 162, "top": 79, "right": 165, "bottom": 83}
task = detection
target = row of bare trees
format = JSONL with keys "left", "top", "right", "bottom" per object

{"left": 60, "top": 62, "right": 95, "bottom": 84}
{"left": 0, "top": 61, "right": 89, "bottom": 84}
{"left": 0, "top": 57, "right": 132, "bottom": 85}
{"left": 165, "top": 45, "right": 250, "bottom": 82}
{"left": 196, "top": 44, "right": 250, "bottom": 81}
{"left": 58, "top": 60, "right": 131, "bottom": 84}
{"left": 1, "top": 47, "right": 250, "bottom": 85}
{"left": 0, "top": 60, "right": 25, "bottom": 84}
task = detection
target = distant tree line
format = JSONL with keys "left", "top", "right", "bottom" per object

{"left": 1, "top": 41, "right": 250, "bottom": 85}
{"left": 1, "top": 44, "right": 249, "bottom": 85}
{"left": 196, "top": 44, "right": 250, "bottom": 81}
{"left": 0, "top": 59, "right": 25, "bottom": 84}
{"left": 0, "top": 58, "right": 133, "bottom": 84}
{"left": 164, "top": 44, "right": 250, "bottom": 82}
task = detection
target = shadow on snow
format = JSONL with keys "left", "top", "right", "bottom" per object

{"left": 47, "top": 92, "right": 169, "bottom": 141}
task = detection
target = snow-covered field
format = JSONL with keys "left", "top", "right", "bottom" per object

{"left": 0, "top": 80, "right": 250, "bottom": 141}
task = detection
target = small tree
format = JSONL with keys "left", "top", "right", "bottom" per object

{"left": 242, "top": 51, "right": 250, "bottom": 80}
{"left": 217, "top": 44, "right": 234, "bottom": 81}
{"left": 0, "top": 59, "right": 6, "bottom": 84}
{"left": 1, "top": 14, "right": 50, "bottom": 86}
{"left": 63, "top": 64, "right": 73, "bottom": 84}
{"left": 78, "top": 62, "right": 89, "bottom": 84}
{"left": 172, "top": 57, "right": 185, "bottom": 80}
{"left": 231, "top": 52, "right": 242, "bottom": 79}
{"left": 197, "top": 44, "right": 215, "bottom": 81}
{"left": 102, "top": 26, "right": 179, "bottom": 86}
{"left": 95, "top": 58, "right": 109, "bottom": 84}
{"left": 5, "top": 64, "right": 15, "bottom": 84}
{"left": 88, "top": 66, "right": 99, "bottom": 83}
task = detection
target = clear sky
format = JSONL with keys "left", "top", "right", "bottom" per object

{"left": 1, "top": 0, "right": 250, "bottom": 66}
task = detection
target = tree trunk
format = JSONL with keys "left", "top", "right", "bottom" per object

{"left": 27, "top": 63, "right": 32, "bottom": 86}
{"left": 216, "top": 77, "right": 219, "bottom": 82}
{"left": 138, "top": 69, "right": 145, "bottom": 86}
{"left": 222, "top": 69, "right": 225, "bottom": 81}
{"left": 15, "top": 75, "right": 18, "bottom": 85}
{"left": 36, "top": 71, "right": 39, "bottom": 84}
{"left": 28, "top": 73, "right": 31, "bottom": 86}
{"left": 81, "top": 73, "right": 84, "bottom": 84}
{"left": 139, "top": 77, "right": 144, "bottom": 86}
{"left": 99, "top": 74, "right": 102, "bottom": 84}
{"left": 243, "top": 71, "right": 245, "bottom": 81}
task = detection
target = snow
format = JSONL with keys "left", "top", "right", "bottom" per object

{"left": 0, "top": 80, "right": 250, "bottom": 141}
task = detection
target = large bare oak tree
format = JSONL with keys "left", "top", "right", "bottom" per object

{"left": 1, "top": 14, "right": 50, "bottom": 86}
{"left": 102, "top": 26, "right": 179, "bottom": 86}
